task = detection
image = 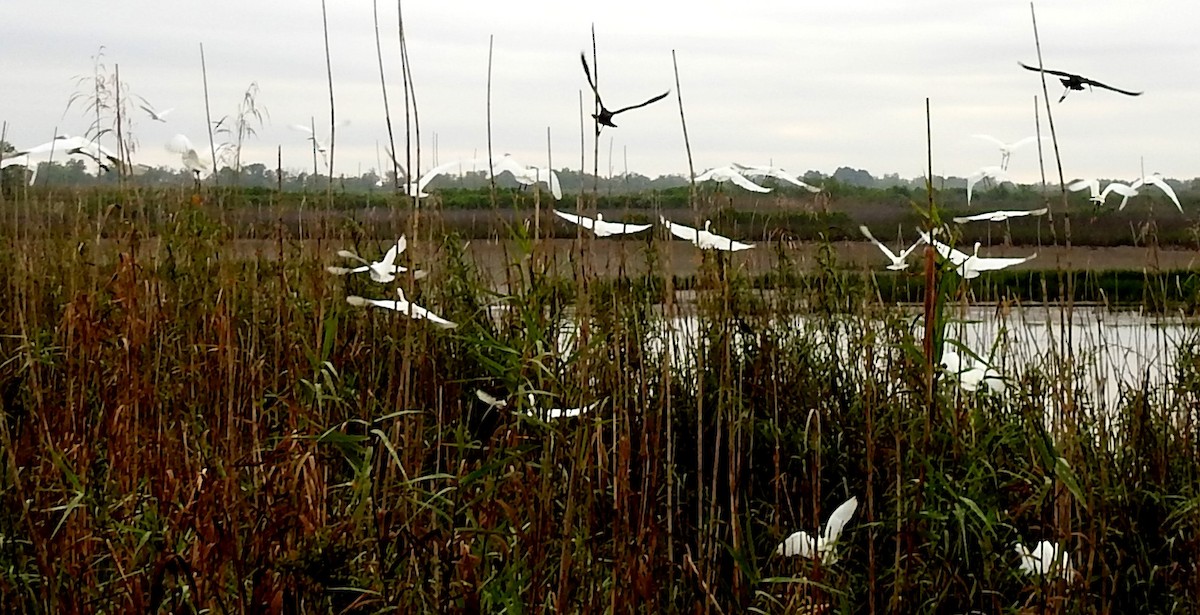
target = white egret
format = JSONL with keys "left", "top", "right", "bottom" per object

{"left": 476, "top": 390, "right": 508, "bottom": 410}
{"left": 939, "top": 349, "right": 1005, "bottom": 393}
{"left": 1068, "top": 178, "right": 1140, "bottom": 207}
{"left": 525, "top": 394, "right": 598, "bottom": 420}
{"left": 553, "top": 210, "right": 652, "bottom": 237}
{"left": 731, "top": 163, "right": 821, "bottom": 192}
{"left": 1015, "top": 540, "right": 1074, "bottom": 580}
{"left": 965, "top": 166, "right": 1011, "bottom": 206}
{"left": 1121, "top": 173, "right": 1181, "bottom": 212}
{"left": 693, "top": 166, "right": 771, "bottom": 193}
{"left": 326, "top": 236, "right": 426, "bottom": 283}
{"left": 291, "top": 120, "right": 349, "bottom": 169}
{"left": 14, "top": 135, "right": 121, "bottom": 172}
{"left": 776, "top": 496, "right": 858, "bottom": 564}
{"left": 345, "top": 288, "right": 456, "bottom": 329}
{"left": 952, "top": 208, "right": 1049, "bottom": 223}
{"left": 165, "top": 134, "right": 210, "bottom": 178}
{"left": 918, "top": 230, "right": 1037, "bottom": 279}
{"left": 971, "top": 135, "right": 1045, "bottom": 170}
{"left": 859, "top": 225, "right": 921, "bottom": 270}
{"left": 661, "top": 217, "right": 754, "bottom": 251}
{"left": 136, "top": 96, "right": 174, "bottom": 122}
{"left": 490, "top": 154, "right": 562, "bottom": 199}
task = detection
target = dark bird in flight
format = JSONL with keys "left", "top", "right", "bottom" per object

{"left": 580, "top": 52, "right": 670, "bottom": 129}
{"left": 1019, "top": 62, "right": 1142, "bottom": 102}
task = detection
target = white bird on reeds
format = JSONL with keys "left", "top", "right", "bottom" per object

{"left": 939, "top": 349, "right": 1005, "bottom": 393}
{"left": 776, "top": 496, "right": 858, "bottom": 564}
{"left": 859, "top": 225, "right": 921, "bottom": 271}
{"left": 476, "top": 390, "right": 508, "bottom": 410}
{"left": 326, "top": 236, "right": 426, "bottom": 283}
{"left": 166, "top": 134, "right": 210, "bottom": 178}
{"left": 693, "top": 166, "right": 771, "bottom": 193}
{"left": 971, "top": 135, "right": 1045, "bottom": 171}
{"left": 1068, "top": 179, "right": 1138, "bottom": 207}
{"left": 525, "top": 394, "right": 598, "bottom": 420}
{"left": 965, "top": 166, "right": 1012, "bottom": 206}
{"left": 952, "top": 207, "right": 1049, "bottom": 224}
{"left": 136, "top": 95, "right": 174, "bottom": 122}
{"left": 553, "top": 210, "right": 652, "bottom": 237}
{"left": 1121, "top": 173, "right": 1181, "bottom": 212}
{"left": 918, "top": 230, "right": 1037, "bottom": 279}
{"left": 731, "top": 163, "right": 821, "bottom": 193}
{"left": 661, "top": 217, "right": 754, "bottom": 251}
{"left": 1015, "top": 540, "right": 1075, "bottom": 581}
{"left": 491, "top": 154, "right": 562, "bottom": 199}
{"left": 345, "top": 287, "right": 456, "bottom": 329}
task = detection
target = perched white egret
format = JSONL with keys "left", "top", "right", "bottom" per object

{"left": 525, "top": 394, "right": 598, "bottom": 420}
{"left": 476, "top": 390, "right": 508, "bottom": 410}
{"left": 661, "top": 217, "right": 754, "bottom": 251}
{"left": 952, "top": 208, "right": 1049, "bottom": 223}
{"left": 971, "top": 135, "right": 1045, "bottom": 170}
{"left": 918, "top": 230, "right": 1037, "bottom": 279}
{"left": 345, "top": 288, "right": 456, "bottom": 329}
{"left": 166, "top": 134, "right": 210, "bottom": 177}
{"left": 776, "top": 496, "right": 858, "bottom": 564}
{"left": 326, "top": 236, "right": 426, "bottom": 283}
{"left": 693, "top": 166, "right": 771, "bottom": 193}
{"left": 1121, "top": 173, "right": 1181, "bottom": 212}
{"left": 1015, "top": 540, "right": 1074, "bottom": 580}
{"left": 490, "top": 154, "right": 562, "bottom": 199}
{"left": 136, "top": 96, "right": 174, "bottom": 122}
{"left": 859, "top": 225, "right": 921, "bottom": 270}
{"left": 965, "top": 166, "right": 1012, "bottom": 206}
{"left": 731, "top": 163, "right": 821, "bottom": 193}
{"left": 939, "top": 349, "right": 1005, "bottom": 393}
{"left": 553, "top": 210, "right": 652, "bottom": 237}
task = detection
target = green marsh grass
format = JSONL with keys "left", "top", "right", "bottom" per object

{"left": 0, "top": 187, "right": 1198, "bottom": 614}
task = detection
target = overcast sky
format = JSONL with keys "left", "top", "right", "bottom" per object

{"left": 2, "top": 1, "right": 1197, "bottom": 184}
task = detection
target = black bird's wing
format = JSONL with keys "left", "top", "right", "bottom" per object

{"left": 609, "top": 90, "right": 671, "bottom": 116}
{"left": 1018, "top": 61, "right": 1080, "bottom": 80}
{"left": 580, "top": 53, "right": 604, "bottom": 106}
{"left": 1079, "top": 77, "right": 1142, "bottom": 97}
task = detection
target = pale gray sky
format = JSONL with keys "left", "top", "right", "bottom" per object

{"left": 2, "top": 1, "right": 1197, "bottom": 184}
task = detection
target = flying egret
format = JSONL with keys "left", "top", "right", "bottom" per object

{"left": 291, "top": 120, "right": 349, "bottom": 168}
{"left": 971, "top": 135, "right": 1045, "bottom": 170}
{"left": 918, "top": 230, "right": 1037, "bottom": 279}
{"left": 345, "top": 288, "right": 456, "bottom": 329}
{"left": 859, "top": 225, "right": 921, "bottom": 270}
{"left": 1068, "top": 179, "right": 1138, "bottom": 207}
{"left": 776, "top": 496, "right": 858, "bottom": 565}
{"left": 965, "top": 166, "right": 1011, "bottom": 206}
{"left": 580, "top": 52, "right": 670, "bottom": 129}
{"left": 490, "top": 154, "right": 562, "bottom": 199}
{"left": 136, "top": 95, "right": 174, "bottom": 122}
{"left": 952, "top": 208, "right": 1049, "bottom": 223}
{"left": 326, "top": 236, "right": 427, "bottom": 283}
{"left": 693, "top": 166, "right": 771, "bottom": 193}
{"left": 731, "top": 163, "right": 821, "bottom": 193}
{"left": 525, "top": 394, "right": 598, "bottom": 420}
{"left": 1121, "top": 173, "right": 1181, "bottom": 212}
{"left": 14, "top": 135, "right": 122, "bottom": 172}
{"left": 166, "top": 134, "right": 210, "bottom": 178}
{"left": 553, "top": 210, "right": 652, "bottom": 237}
{"left": 661, "top": 217, "right": 754, "bottom": 251}
{"left": 1019, "top": 62, "right": 1142, "bottom": 103}
{"left": 939, "top": 349, "right": 1005, "bottom": 393}
{"left": 1015, "top": 540, "right": 1074, "bottom": 580}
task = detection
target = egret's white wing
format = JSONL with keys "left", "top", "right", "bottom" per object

{"left": 971, "top": 134, "right": 1006, "bottom": 148}
{"left": 1146, "top": 175, "right": 1182, "bottom": 212}
{"left": 477, "top": 390, "right": 507, "bottom": 409}
{"left": 379, "top": 237, "right": 407, "bottom": 268}
{"left": 859, "top": 225, "right": 901, "bottom": 262}
{"left": 166, "top": 134, "right": 196, "bottom": 155}
{"left": 821, "top": 496, "right": 858, "bottom": 544}
{"left": 725, "top": 171, "right": 771, "bottom": 193}
{"left": 554, "top": 210, "right": 596, "bottom": 231}
{"left": 1008, "top": 136, "right": 1044, "bottom": 151}
{"left": 968, "top": 253, "right": 1037, "bottom": 273}
{"left": 289, "top": 124, "right": 316, "bottom": 136}
{"left": 1067, "top": 178, "right": 1099, "bottom": 197}
{"left": 490, "top": 154, "right": 526, "bottom": 179}
{"left": 663, "top": 218, "right": 700, "bottom": 242}
{"left": 776, "top": 530, "right": 817, "bottom": 558}
{"left": 692, "top": 168, "right": 716, "bottom": 182}
{"left": 918, "top": 231, "right": 970, "bottom": 266}
{"left": 594, "top": 219, "right": 652, "bottom": 236}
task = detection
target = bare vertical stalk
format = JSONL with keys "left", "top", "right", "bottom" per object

{"left": 671, "top": 50, "right": 696, "bottom": 215}
{"left": 320, "top": 0, "right": 336, "bottom": 206}
{"left": 200, "top": 43, "right": 218, "bottom": 187}
{"left": 590, "top": 25, "right": 600, "bottom": 200}
{"left": 486, "top": 35, "right": 496, "bottom": 207}
{"left": 373, "top": 0, "right": 400, "bottom": 192}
